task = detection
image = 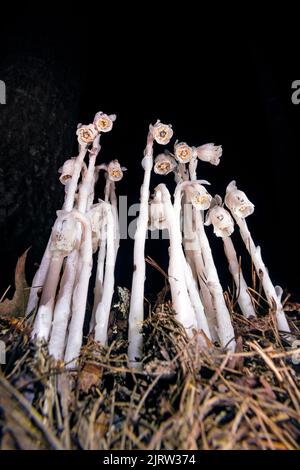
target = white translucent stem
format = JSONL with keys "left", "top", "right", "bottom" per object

{"left": 64, "top": 212, "right": 93, "bottom": 367}
{"left": 234, "top": 216, "right": 290, "bottom": 333}
{"left": 89, "top": 177, "right": 110, "bottom": 333}
{"left": 48, "top": 249, "right": 79, "bottom": 359}
{"left": 193, "top": 249, "right": 219, "bottom": 342}
{"left": 158, "top": 184, "right": 198, "bottom": 334}
{"left": 196, "top": 212, "right": 236, "bottom": 351}
{"left": 174, "top": 182, "right": 218, "bottom": 342}
{"left": 223, "top": 236, "right": 256, "bottom": 318}
{"left": 31, "top": 254, "right": 63, "bottom": 340}
{"left": 94, "top": 205, "right": 115, "bottom": 344}
{"left": 31, "top": 145, "right": 88, "bottom": 334}
{"left": 64, "top": 145, "right": 88, "bottom": 212}
{"left": 47, "top": 138, "right": 101, "bottom": 358}
{"left": 128, "top": 133, "right": 154, "bottom": 365}
{"left": 110, "top": 181, "right": 120, "bottom": 257}
{"left": 77, "top": 139, "right": 100, "bottom": 213}
{"left": 179, "top": 190, "right": 211, "bottom": 342}
{"left": 182, "top": 255, "right": 211, "bottom": 343}
{"left": 89, "top": 226, "right": 106, "bottom": 334}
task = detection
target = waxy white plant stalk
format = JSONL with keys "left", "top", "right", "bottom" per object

{"left": 174, "top": 181, "right": 218, "bottom": 341}
{"left": 205, "top": 197, "right": 256, "bottom": 318}
{"left": 31, "top": 125, "right": 99, "bottom": 341}
{"left": 32, "top": 112, "right": 116, "bottom": 352}
{"left": 64, "top": 211, "right": 93, "bottom": 367}
{"left": 94, "top": 203, "right": 115, "bottom": 345}
{"left": 31, "top": 211, "right": 78, "bottom": 340}
{"left": 48, "top": 141, "right": 102, "bottom": 359}
{"left": 27, "top": 149, "right": 89, "bottom": 317}
{"left": 196, "top": 211, "right": 236, "bottom": 350}
{"left": 223, "top": 236, "right": 256, "bottom": 318}
{"left": 150, "top": 182, "right": 211, "bottom": 342}
{"left": 174, "top": 181, "right": 235, "bottom": 350}
{"left": 154, "top": 184, "right": 199, "bottom": 335}
{"left": 225, "top": 181, "right": 290, "bottom": 334}
{"left": 128, "top": 121, "right": 173, "bottom": 365}
{"left": 90, "top": 161, "right": 124, "bottom": 333}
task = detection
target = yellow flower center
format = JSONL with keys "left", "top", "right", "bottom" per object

{"left": 80, "top": 129, "right": 93, "bottom": 142}
{"left": 99, "top": 118, "right": 110, "bottom": 129}
{"left": 111, "top": 169, "right": 121, "bottom": 178}
{"left": 157, "top": 162, "right": 170, "bottom": 171}
{"left": 195, "top": 195, "right": 207, "bottom": 204}
{"left": 178, "top": 147, "right": 190, "bottom": 160}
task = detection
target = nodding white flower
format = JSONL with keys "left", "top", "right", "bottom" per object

{"left": 76, "top": 124, "right": 98, "bottom": 145}
{"left": 196, "top": 143, "right": 222, "bottom": 166}
{"left": 93, "top": 112, "right": 116, "bottom": 133}
{"left": 151, "top": 121, "right": 173, "bottom": 145}
{"left": 148, "top": 191, "right": 168, "bottom": 231}
{"left": 50, "top": 211, "right": 78, "bottom": 254}
{"left": 174, "top": 141, "right": 194, "bottom": 164}
{"left": 190, "top": 184, "right": 212, "bottom": 210}
{"left": 205, "top": 201, "right": 234, "bottom": 238}
{"left": 225, "top": 181, "right": 254, "bottom": 218}
{"left": 107, "top": 159, "right": 125, "bottom": 181}
{"left": 58, "top": 158, "right": 76, "bottom": 185}
{"left": 154, "top": 152, "right": 177, "bottom": 175}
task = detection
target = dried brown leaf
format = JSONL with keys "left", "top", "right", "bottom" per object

{"left": 0, "top": 249, "right": 30, "bottom": 317}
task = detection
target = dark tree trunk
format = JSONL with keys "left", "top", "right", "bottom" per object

{"left": 0, "top": 54, "right": 80, "bottom": 292}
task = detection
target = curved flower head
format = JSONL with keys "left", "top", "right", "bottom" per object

{"left": 107, "top": 159, "right": 125, "bottom": 182}
{"left": 154, "top": 152, "right": 177, "bottom": 175}
{"left": 196, "top": 143, "right": 222, "bottom": 166}
{"left": 205, "top": 199, "right": 234, "bottom": 238}
{"left": 148, "top": 190, "right": 168, "bottom": 231}
{"left": 174, "top": 141, "right": 194, "bottom": 164}
{"left": 58, "top": 158, "right": 76, "bottom": 185}
{"left": 225, "top": 181, "right": 254, "bottom": 218}
{"left": 50, "top": 211, "right": 78, "bottom": 255}
{"left": 190, "top": 184, "right": 212, "bottom": 210}
{"left": 76, "top": 124, "right": 98, "bottom": 146}
{"left": 93, "top": 112, "right": 116, "bottom": 133}
{"left": 151, "top": 120, "right": 173, "bottom": 145}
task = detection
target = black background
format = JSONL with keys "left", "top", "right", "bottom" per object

{"left": 0, "top": 11, "right": 300, "bottom": 301}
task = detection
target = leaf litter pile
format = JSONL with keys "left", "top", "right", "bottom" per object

{"left": 0, "top": 252, "right": 300, "bottom": 450}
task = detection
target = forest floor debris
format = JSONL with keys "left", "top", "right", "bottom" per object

{"left": 0, "top": 286, "right": 299, "bottom": 450}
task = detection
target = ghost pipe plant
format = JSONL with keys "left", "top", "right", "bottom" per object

{"left": 48, "top": 159, "right": 105, "bottom": 359}
{"left": 151, "top": 184, "right": 209, "bottom": 339}
{"left": 128, "top": 121, "right": 173, "bottom": 365}
{"left": 205, "top": 196, "right": 256, "bottom": 319}
{"left": 26, "top": 152, "right": 88, "bottom": 317}
{"left": 31, "top": 126, "right": 97, "bottom": 339}
{"left": 32, "top": 132, "right": 98, "bottom": 342}
{"left": 89, "top": 160, "right": 125, "bottom": 334}
{"left": 48, "top": 148, "right": 104, "bottom": 359}
{"left": 49, "top": 116, "right": 117, "bottom": 360}
{"left": 225, "top": 181, "right": 290, "bottom": 334}
{"left": 32, "top": 211, "right": 79, "bottom": 340}
{"left": 63, "top": 210, "right": 93, "bottom": 367}
{"left": 173, "top": 181, "right": 217, "bottom": 340}
{"left": 173, "top": 180, "right": 236, "bottom": 350}
{"left": 32, "top": 112, "right": 115, "bottom": 348}
{"left": 93, "top": 202, "right": 115, "bottom": 345}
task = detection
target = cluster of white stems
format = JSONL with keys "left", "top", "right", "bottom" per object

{"left": 28, "top": 112, "right": 125, "bottom": 367}
{"left": 27, "top": 114, "right": 291, "bottom": 369}
{"left": 128, "top": 123, "right": 291, "bottom": 365}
